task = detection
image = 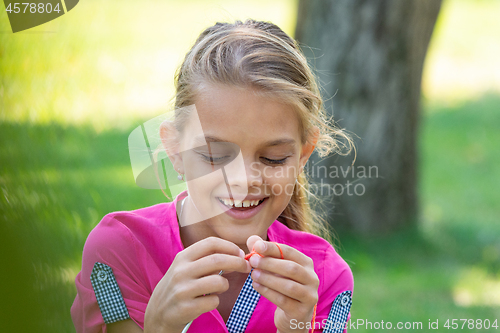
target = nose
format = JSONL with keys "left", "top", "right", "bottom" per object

{"left": 222, "top": 152, "right": 262, "bottom": 193}
{"left": 245, "top": 160, "right": 263, "bottom": 188}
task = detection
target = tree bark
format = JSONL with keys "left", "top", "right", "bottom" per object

{"left": 295, "top": 0, "right": 442, "bottom": 234}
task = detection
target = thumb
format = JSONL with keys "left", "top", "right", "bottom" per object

{"left": 246, "top": 235, "right": 264, "bottom": 255}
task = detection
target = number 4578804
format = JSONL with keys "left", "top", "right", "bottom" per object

{"left": 6, "top": 2, "right": 61, "bottom": 14}
{"left": 444, "top": 319, "right": 498, "bottom": 330}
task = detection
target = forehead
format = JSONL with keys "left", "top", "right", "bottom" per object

{"left": 186, "top": 84, "right": 301, "bottom": 148}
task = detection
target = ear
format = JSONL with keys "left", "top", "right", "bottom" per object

{"left": 159, "top": 120, "right": 184, "bottom": 173}
{"left": 298, "top": 126, "right": 319, "bottom": 173}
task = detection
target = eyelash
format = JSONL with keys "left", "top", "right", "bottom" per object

{"left": 262, "top": 157, "right": 288, "bottom": 165}
{"left": 199, "top": 155, "right": 289, "bottom": 166}
{"left": 200, "top": 155, "right": 228, "bottom": 164}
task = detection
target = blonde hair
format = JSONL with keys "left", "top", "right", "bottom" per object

{"left": 166, "top": 19, "right": 354, "bottom": 242}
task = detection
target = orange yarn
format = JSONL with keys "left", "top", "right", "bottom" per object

{"left": 273, "top": 242, "right": 284, "bottom": 259}
{"left": 244, "top": 242, "right": 283, "bottom": 260}
{"left": 245, "top": 242, "right": 317, "bottom": 332}
{"left": 310, "top": 303, "right": 317, "bottom": 333}
{"left": 244, "top": 250, "right": 264, "bottom": 261}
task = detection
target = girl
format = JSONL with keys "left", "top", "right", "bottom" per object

{"left": 71, "top": 19, "right": 354, "bottom": 333}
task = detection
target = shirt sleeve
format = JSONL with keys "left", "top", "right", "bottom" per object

{"left": 71, "top": 214, "right": 151, "bottom": 333}
{"left": 312, "top": 245, "right": 354, "bottom": 333}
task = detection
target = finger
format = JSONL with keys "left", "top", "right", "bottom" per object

{"left": 246, "top": 235, "right": 264, "bottom": 256}
{"left": 190, "top": 253, "right": 251, "bottom": 277}
{"left": 251, "top": 280, "right": 304, "bottom": 316}
{"left": 249, "top": 256, "right": 314, "bottom": 286}
{"left": 182, "top": 236, "right": 245, "bottom": 262}
{"left": 251, "top": 269, "right": 317, "bottom": 305}
{"left": 251, "top": 239, "right": 313, "bottom": 268}
{"left": 180, "top": 294, "right": 220, "bottom": 321}
{"left": 182, "top": 274, "right": 229, "bottom": 298}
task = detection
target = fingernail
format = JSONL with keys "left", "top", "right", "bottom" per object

{"left": 250, "top": 254, "right": 260, "bottom": 267}
{"left": 256, "top": 241, "right": 266, "bottom": 253}
{"left": 239, "top": 249, "right": 245, "bottom": 258}
{"left": 252, "top": 269, "right": 261, "bottom": 280}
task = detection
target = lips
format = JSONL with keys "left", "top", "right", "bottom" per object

{"left": 215, "top": 196, "right": 268, "bottom": 219}
{"left": 217, "top": 197, "right": 267, "bottom": 209}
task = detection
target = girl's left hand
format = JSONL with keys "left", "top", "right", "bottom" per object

{"left": 246, "top": 235, "right": 319, "bottom": 333}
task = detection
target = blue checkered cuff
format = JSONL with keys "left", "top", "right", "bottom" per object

{"left": 226, "top": 269, "right": 261, "bottom": 333}
{"left": 323, "top": 290, "right": 352, "bottom": 333}
{"left": 90, "top": 262, "right": 130, "bottom": 324}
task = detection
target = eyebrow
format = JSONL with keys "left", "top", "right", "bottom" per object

{"left": 194, "top": 135, "right": 296, "bottom": 147}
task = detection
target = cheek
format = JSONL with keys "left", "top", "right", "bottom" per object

{"left": 183, "top": 153, "right": 214, "bottom": 179}
{"left": 184, "top": 158, "right": 222, "bottom": 198}
{"left": 265, "top": 166, "right": 299, "bottom": 197}
{"left": 184, "top": 154, "right": 227, "bottom": 189}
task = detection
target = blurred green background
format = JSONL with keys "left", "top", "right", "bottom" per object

{"left": 1, "top": 0, "right": 499, "bottom": 331}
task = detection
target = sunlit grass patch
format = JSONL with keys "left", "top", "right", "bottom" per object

{"left": 453, "top": 266, "right": 500, "bottom": 307}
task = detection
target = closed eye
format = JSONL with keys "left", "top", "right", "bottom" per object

{"left": 262, "top": 157, "right": 288, "bottom": 165}
{"left": 200, "top": 154, "right": 229, "bottom": 164}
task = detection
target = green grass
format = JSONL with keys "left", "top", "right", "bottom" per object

{"left": 338, "top": 94, "right": 500, "bottom": 332}
{"left": 0, "top": 122, "right": 170, "bottom": 331}
{"left": 420, "top": 94, "right": 500, "bottom": 268}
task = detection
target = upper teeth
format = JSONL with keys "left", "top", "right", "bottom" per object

{"left": 219, "top": 198, "right": 261, "bottom": 207}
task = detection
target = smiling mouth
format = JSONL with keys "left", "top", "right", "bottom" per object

{"left": 217, "top": 197, "right": 267, "bottom": 210}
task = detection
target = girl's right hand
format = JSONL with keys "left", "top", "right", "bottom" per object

{"left": 144, "top": 236, "right": 252, "bottom": 333}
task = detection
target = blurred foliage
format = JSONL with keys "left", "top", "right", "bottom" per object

{"left": 0, "top": 122, "right": 166, "bottom": 331}
{"left": 0, "top": 0, "right": 297, "bottom": 132}
{"left": 420, "top": 94, "right": 500, "bottom": 268}
{"left": 423, "top": 0, "right": 500, "bottom": 102}
{"left": 1, "top": 0, "right": 499, "bottom": 331}
{"left": 342, "top": 94, "right": 500, "bottom": 332}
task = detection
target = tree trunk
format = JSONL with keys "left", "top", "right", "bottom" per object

{"left": 295, "top": 0, "right": 442, "bottom": 234}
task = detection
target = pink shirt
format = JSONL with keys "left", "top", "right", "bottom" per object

{"left": 71, "top": 190, "right": 353, "bottom": 332}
